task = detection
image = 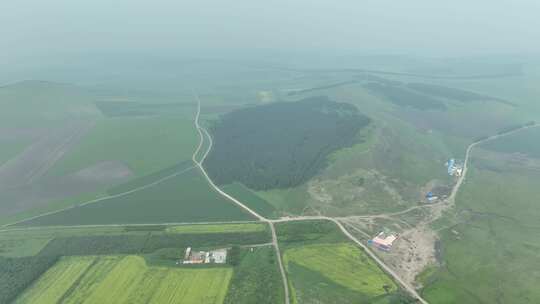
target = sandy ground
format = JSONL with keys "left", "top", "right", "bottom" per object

{"left": 382, "top": 225, "right": 437, "bottom": 287}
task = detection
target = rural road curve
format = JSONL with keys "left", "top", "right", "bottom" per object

{"left": 191, "top": 93, "right": 291, "bottom": 304}
{"left": 192, "top": 92, "right": 539, "bottom": 304}
{"left": 192, "top": 94, "right": 431, "bottom": 303}
{"left": 3, "top": 90, "right": 536, "bottom": 304}
{"left": 340, "top": 122, "right": 540, "bottom": 222}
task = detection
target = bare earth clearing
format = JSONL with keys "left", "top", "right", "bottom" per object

{"left": 340, "top": 123, "right": 540, "bottom": 289}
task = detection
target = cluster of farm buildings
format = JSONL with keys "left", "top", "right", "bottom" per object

{"left": 181, "top": 247, "right": 227, "bottom": 264}
{"left": 368, "top": 231, "right": 398, "bottom": 252}
{"left": 366, "top": 159, "right": 464, "bottom": 252}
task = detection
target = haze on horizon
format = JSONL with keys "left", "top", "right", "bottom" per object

{"left": 2, "top": 0, "right": 540, "bottom": 62}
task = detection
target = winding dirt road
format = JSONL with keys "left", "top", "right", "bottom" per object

{"left": 191, "top": 94, "right": 291, "bottom": 304}
{"left": 5, "top": 91, "right": 536, "bottom": 304}
{"left": 192, "top": 92, "right": 538, "bottom": 304}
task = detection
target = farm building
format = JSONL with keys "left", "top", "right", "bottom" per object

{"left": 183, "top": 248, "right": 207, "bottom": 264}
{"left": 208, "top": 249, "right": 227, "bottom": 264}
{"left": 182, "top": 247, "right": 227, "bottom": 264}
{"left": 446, "top": 159, "right": 463, "bottom": 177}
{"left": 425, "top": 191, "right": 439, "bottom": 203}
{"left": 368, "top": 231, "right": 398, "bottom": 252}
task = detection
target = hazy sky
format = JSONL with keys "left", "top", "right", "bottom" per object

{"left": 2, "top": 0, "right": 540, "bottom": 61}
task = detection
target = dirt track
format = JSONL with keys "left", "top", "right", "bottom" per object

{"left": 7, "top": 93, "right": 536, "bottom": 303}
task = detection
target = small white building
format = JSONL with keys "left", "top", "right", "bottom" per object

{"left": 210, "top": 249, "right": 227, "bottom": 264}
{"left": 182, "top": 247, "right": 227, "bottom": 264}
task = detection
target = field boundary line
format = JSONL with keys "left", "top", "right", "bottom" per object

{"left": 0, "top": 220, "right": 263, "bottom": 233}
{"left": 1, "top": 165, "right": 196, "bottom": 228}
{"left": 191, "top": 93, "right": 291, "bottom": 304}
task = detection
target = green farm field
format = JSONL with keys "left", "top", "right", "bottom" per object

{"left": 18, "top": 168, "right": 254, "bottom": 226}
{"left": 0, "top": 139, "right": 32, "bottom": 167}
{"left": 166, "top": 223, "right": 266, "bottom": 234}
{"left": 284, "top": 243, "right": 397, "bottom": 302}
{"left": 0, "top": 81, "right": 101, "bottom": 129}
{"left": 0, "top": 223, "right": 277, "bottom": 303}
{"left": 221, "top": 183, "right": 277, "bottom": 218}
{"left": 15, "top": 255, "right": 233, "bottom": 304}
{"left": 47, "top": 114, "right": 199, "bottom": 178}
{"left": 276, "top": 221, "right": 413, "bottom": 304}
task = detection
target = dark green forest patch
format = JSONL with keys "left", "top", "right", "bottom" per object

{"left": 37, "top": 231, "right": 270, "bottom": 257}
{"left": 0, "top": 255, "right": 59, "bottom": 303}
{"left": 287, "top": 81, "right": 358, "bottom": 96}
{"left": 365, "top": 81, "right": 511, "bottom": 111}
{"left": 204, "top": 96, "right": 371, "bottom": 190}
{"left": 406, "top": 83, "right": 511, "bottom": 105}
{"left": 364, "top": 82, "right": 447, "bottom": 110}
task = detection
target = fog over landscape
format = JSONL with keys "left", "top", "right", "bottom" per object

{"left": 1, "top": 1, "right": 539, "bottom": 304}
{"left": 2, "top": 0, "right": 540, "bottom": 66}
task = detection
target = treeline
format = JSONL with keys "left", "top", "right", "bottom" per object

{"left": 364, "top": 82, "right": 447, "bottom": 110}
{"left": 287, "top": 80, "right": 357, "bottom": 96}
{"left": 0, "top": 256, "right": 58, "bottom": 303}
{"left": 406, "top": 83, "right": 507, "bottom": 104}
{"left": 364, "top": 81, "right": 511, "bottom": 111}
{"left": 0, "top": 230, "right": 271, "bottom": 302}
{"left": 205, "top": 96, "right": 371, "bottom": 190}
{"left": 38, "top": 231, "right": 271, "bottom": 256}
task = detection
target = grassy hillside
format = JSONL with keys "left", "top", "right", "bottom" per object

{"left": 254, "top": 68, "right": 530, "bottom": 217}
{"left": 481, "top": 126, "right": 540, "bottom": 158}
{"left": 421, "top": 135, "right": 540, "bottom": 303}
